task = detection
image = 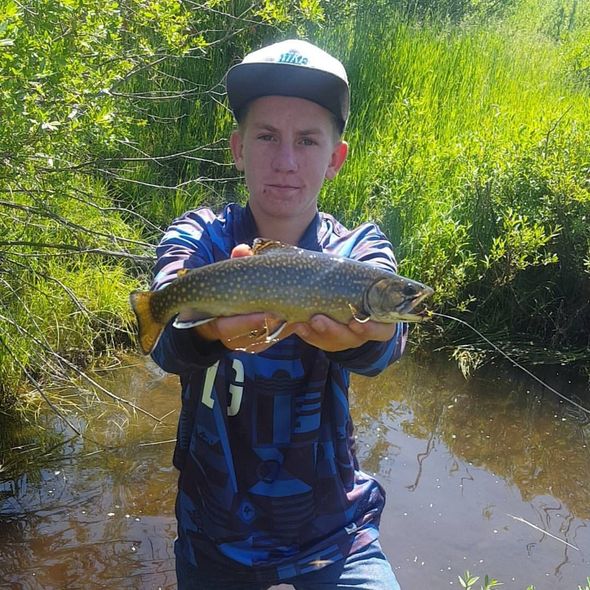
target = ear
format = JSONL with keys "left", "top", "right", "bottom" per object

{"left": 325, "top": 140, "right": 348, "bottom": 180}
{"left": 230, "top": 130, "right": 244, "bottom": 171}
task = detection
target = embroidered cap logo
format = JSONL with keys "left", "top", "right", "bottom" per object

{"left": 278, "top": 51, "right": 309, "bottom": 66}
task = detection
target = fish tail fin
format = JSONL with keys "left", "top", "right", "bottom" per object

{"left": 129, "top": 290, "right": 165, "bottom": 355}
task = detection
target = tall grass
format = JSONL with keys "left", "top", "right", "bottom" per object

{"left": 0, "top": 175, "right": 144, "bottom": 404}
{"left": 311, "top": 2, "right": 590, "bottom": 357}
{"left": 0, "top": 0, "right": 298, "bottom": 407}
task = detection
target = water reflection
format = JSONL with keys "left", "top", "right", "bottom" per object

{"left": 0, "top": 353, "right": 588, "bottom": 589}
{"left": 351, "top": 355, "right": 590, "bottom": 518}
{"left": 350, "top": 353, "right": 590, "bottom": 589}
{"left": 0, "top": 359, "right": 180, "bottom": 589}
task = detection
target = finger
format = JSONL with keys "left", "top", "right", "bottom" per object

{"left": 231, "top": 244, "right": 254, "bottom": 258}
{"left": 309, "top": 315, "right": 330, "bottom": 334}
{"left": 348, "top": 319, "right": 397, "bottom": 341}
{"left": 303, "top": 315, "right": 363, "bottom": 351}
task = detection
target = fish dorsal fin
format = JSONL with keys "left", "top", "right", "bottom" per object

{"left": 252, "top": 238, "right": 299, "bottom": 255}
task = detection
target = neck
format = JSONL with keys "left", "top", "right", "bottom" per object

{"left": 249, "top": 208, "right": 317, "bottom": 246}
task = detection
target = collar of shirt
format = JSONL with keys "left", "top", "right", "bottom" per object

{"left": 232, "top": 204, "right": 323, "bottom": 252}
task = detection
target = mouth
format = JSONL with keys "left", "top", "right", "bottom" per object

{"left": 266, "top": 183, "right": 301, "bottom": 191}
{"left": 399, "top": 287, "right": 435, "bottom": 315}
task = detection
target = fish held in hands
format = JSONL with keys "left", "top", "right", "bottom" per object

{"left": 129, "top": 239, "right": 434, "bottom": 355}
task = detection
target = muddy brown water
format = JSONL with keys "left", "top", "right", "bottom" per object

{"left": 1, "top": 353, "right": 589, "bottom": 589}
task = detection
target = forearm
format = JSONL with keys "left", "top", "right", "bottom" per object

{"left": 327, "top": 322, "right": 408, "bottom": 376}
{"left": 151, "top": 321, "right": 225, "bottom": 375}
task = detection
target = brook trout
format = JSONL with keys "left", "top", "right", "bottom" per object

{"left": 130, "top": 239, "right": 434, "bottom": 355}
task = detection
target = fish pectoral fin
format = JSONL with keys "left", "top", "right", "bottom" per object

{"left": 348, "top": 303, "right": 371, "bottom": 323}
{"left": 226, "top": 317, "right": 289, "bottom": 348}
{"left": 173, "top": 311, "right": 215, "bottom": 330}
{"left": 264, "top": 320, "right": 288, "bottom": 342}
{"left": 252, "top": 237, "right": 300, "bottom": 255}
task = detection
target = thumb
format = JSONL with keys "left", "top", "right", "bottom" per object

{"left": 231, "top": 243, "right": 254, "bottom": 258}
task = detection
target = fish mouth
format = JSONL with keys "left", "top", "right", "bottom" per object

{"left": 398, "top": 287, "right": 435, "bottom": 316}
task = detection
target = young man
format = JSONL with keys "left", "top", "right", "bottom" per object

{"left": 151, "top": 40, "right": 405, "bottom": 590}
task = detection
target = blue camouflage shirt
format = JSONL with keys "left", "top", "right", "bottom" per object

{"left": 151, "top": 203, "right": 407, "bottom": 584}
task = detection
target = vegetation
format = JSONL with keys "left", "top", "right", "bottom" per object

{"left": 459, "top": 571, "right": 504, "bottom": 590}
{"left": 0, "top": 0, "right": 309, "bottom": 406}
{"left": 320, "top": 1, "right": 590, "bottom": 368}
{"left": 457, "top": 573, "right": 590, "bottom": 590}
{"left": 1, "top": 0, "right": 589, "bottom": 412}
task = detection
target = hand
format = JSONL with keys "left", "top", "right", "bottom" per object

{"left": 196, "top": 312, "right": 298, "bottom": 354}
{"left": 293, "top": 315, "right": 398, "bottom": 352}
{"left": 194, "top": 243, "right": 297, "bottom": 353}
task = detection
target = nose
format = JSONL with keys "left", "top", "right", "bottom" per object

{"left": 271, "top": 142, "right": 297, "bottom": 173}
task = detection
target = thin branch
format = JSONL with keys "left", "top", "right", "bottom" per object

{"left": 0, "top": 187, "right": 162, "bottom": 234}
{"left": 0, "top": 199, "right": 153, "bottom": 248}
{"left": 0, "top": 240, "right": 154, "bottom": 262}
{"left": 507, "top": 513, "right": 580, "bottom": 551}
{"left": 0, "top": 333, "right": 83, "bottom": 437}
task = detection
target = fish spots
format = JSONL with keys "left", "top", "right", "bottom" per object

{"left": 137, "top": 246, "right": 431, "bottom": 333}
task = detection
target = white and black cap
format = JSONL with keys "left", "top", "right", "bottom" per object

{"left": 226, "top": 39, "right": 350, "bottom": 132}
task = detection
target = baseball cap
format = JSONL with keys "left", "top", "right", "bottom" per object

{"left": 226, "top": 39, "right": 350, "bottom": 133}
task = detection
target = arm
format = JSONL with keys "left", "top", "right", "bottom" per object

{"left": 150, "top": 209, "right": 227, "bottom": 375}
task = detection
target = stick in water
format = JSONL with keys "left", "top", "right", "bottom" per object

{"left": 506, "top": 513, "right": 580, "bottom": 551}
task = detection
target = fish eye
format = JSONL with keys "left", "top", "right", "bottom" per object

{"left": 403, "top": 283, "right": 418, "bottom": 296}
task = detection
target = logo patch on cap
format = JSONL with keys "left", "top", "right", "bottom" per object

{"left": 277, "top": 51, "right": 309, "bottom": 66}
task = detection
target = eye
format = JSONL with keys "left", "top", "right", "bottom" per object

{"left": 299, "top": 137, "right": 317, "bottom": 146}
{"left": 257, "top": 134, "right": 275, "bottom": 142}
{"left": 403, "top": 283, "right": 418, "bottom": 296}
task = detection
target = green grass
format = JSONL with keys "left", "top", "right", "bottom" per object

{"left": 311, "top": 1, "right": 590, "bottom": 355}
{"left": 0, "top": 174, "right": 145, "bottom": 406}
{"left": 102, "top": 0, "right": 590, "bottom": 363}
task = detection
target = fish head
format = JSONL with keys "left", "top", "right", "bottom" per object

{"left": 364, "top": 275, "right": 434, "bottom": 322}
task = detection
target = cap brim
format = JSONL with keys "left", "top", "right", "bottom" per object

{"left": 226, "top": 62, "right": 349, "bottom": 132}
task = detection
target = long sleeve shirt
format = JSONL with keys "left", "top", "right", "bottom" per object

{"left": 150, "top": 203, "right": 407, "bottom": 585}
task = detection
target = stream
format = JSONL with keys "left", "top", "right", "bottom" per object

{"left": 1, "top": 352, "right": 589, "bottom": 589}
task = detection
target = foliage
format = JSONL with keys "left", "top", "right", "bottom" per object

{"left": 315, "top": 0, "right": 590, "bottom": 362}
{"left": 0, "top": 0, "right": 323, "bottom": 407}
{"left": 459, "top": 571, "right": 503, "bottom": 590}
{"left": 459, "top": 571, "right": 590, "bottom": 590}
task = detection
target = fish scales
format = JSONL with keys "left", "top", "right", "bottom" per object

{"left": 154, "top": 250, "right": 381, "bottom": 324}
{"left": 129, "top": 240, "right": 434, "bottom": 355}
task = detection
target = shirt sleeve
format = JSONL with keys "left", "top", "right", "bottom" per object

{"left": 150, "top": 209, "right": 226, "bottom": 375}
{"left": 151, "top": 209, "right": 217, "bottom": 291}
{"left": 326, "top": 222, "right": 408, "bottom": 375}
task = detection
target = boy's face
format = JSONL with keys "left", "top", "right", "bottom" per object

{"left": 230, "top": 95, "right": 348, "bottom": 226}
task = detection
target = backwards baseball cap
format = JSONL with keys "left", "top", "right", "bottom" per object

{"left": 226, "top": 39, "right": 350, "bottom": 133}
